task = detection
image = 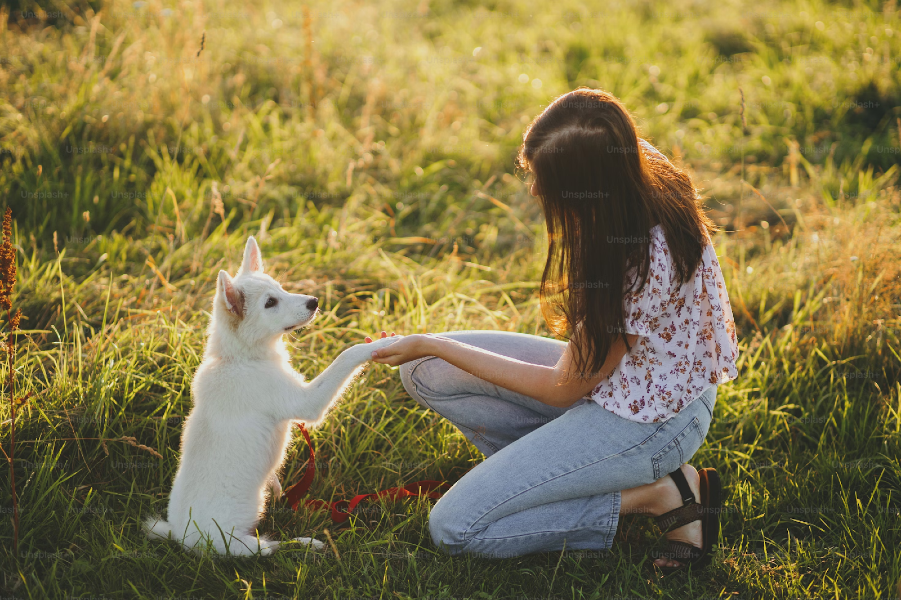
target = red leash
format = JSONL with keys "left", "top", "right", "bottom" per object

{"left": 283, "top": 423, "right": 450, "bottom": 523}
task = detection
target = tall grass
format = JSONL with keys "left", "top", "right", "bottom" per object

{"left": 1, "top": 0, "right": 900, "bottom": 597}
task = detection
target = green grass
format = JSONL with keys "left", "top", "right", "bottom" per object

{"left": 1, "top": 0, "right": 901, "bottom": 597}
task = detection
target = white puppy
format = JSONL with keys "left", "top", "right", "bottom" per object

{"left": 144, "top": 237, "right": 400, "bottom": 556}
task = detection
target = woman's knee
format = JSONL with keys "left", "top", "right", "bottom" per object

{"left": 398, "top": 359, "right": 417, "bottom": 394}
{"left": 427, "top": 495, "right": 469, "bottom": 555}
{"left": 399, "top": 358, "right": 437, "bottom": 409}
{"left": 400, "top": 355, "right": 464, "bottom": 407}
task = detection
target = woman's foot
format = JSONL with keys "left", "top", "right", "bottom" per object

{"left": 619, "top": 464, "right": 702, "bottom": 569}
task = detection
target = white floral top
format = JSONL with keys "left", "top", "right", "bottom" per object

{"left": 587, "top": 224, "right": 739, "bottom": 423}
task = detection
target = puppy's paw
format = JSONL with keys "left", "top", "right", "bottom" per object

{"left": 292, "top": 537, "right": 326, "bottom": 551}
{"left": 369, "top": 335, "right": 404, "bottom": 350}
{"left": 259, "top": 540, "right": 279, "bottom": 556}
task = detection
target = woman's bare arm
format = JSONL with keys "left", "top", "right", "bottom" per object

{"left": 369, "top": 331, "right": 638, "bottom": 408}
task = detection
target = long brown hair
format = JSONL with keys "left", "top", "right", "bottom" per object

{"left": 517, "top": 88, "right": 715, "bottom": 379}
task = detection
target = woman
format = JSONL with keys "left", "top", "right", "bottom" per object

{"left": 365, "top": 88, "right": 739, "bottom": 572}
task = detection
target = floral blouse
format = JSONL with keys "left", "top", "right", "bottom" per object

{"left": 587, "top": 224, "right": 739, "bottom": 423}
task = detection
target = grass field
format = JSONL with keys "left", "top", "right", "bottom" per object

{"left": 1, "top": 0, "right": 901, "bottom": 597}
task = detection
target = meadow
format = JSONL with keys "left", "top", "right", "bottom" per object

{"left": 1, "top": 0, "right": 900, "bottom": 597}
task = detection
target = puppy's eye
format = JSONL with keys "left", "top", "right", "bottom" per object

{"left": 265, "top": 297, "right": 278, "bottom": 308}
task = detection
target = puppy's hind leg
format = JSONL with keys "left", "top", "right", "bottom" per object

{"left": 217, "top": 535, "right": 323, "bottom": 556}
{"left": 290, "top": 537, "right": 326, "bottom": 551}
{"left": 238, "top": 535, "right": 281, "bottom": 557}
{"left": 188, "top": 520, "right": 281, "bottom": 557}
{"left": 291, "top": 538, "right": 325, "bottom": 552}
{"left": 208, "top": 532, "right": 281, "bottom": 557}
{"left": 269, "top": 474, "right": 282, "bottom": 499}
{"left": 143, "top": 516, "right": 173, "bottom": 542}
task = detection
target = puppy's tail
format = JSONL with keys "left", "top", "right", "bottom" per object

{"left": 143, "top": 515, "right": 173, "bottom": 542}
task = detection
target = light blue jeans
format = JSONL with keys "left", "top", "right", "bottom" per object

{"left": 398, "top": 331, "right": 717, "bottom": 558}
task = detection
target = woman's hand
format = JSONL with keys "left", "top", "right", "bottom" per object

{"left": 364, "top": 330, "right": 398, "bottom": 343}
{"left": 365, "top": 333, "right": 432, "bottom": 366}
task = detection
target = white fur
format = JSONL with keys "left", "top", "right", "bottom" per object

{"left": 144, "top": 236, "right": 401, "bottom": 556}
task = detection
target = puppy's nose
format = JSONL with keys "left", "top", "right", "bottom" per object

{"left": 306, "top": 297, "right": 319, "bottom": 311}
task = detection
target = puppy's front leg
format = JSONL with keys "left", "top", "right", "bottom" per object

{"left": 287, "top": 337, "right": 399, "bottom": 423}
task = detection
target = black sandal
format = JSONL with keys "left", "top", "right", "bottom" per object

{"left": 651, "top": 467, "right": 721, "bottom": 574}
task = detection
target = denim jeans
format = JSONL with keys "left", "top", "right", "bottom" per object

{"left": 398, "top": 331, "right": 717, "bottom": 558}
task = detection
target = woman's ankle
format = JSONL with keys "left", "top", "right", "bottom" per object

{"left": 619, "top": 465, "right": 700, "bottom": 518}
{"left": 619, "top": 480, "right": 666, "bottom": 517}
{"left": 652, "top": 464, "right": 699, "bottom": 516}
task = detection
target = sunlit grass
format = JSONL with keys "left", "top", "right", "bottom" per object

{"left": 1, "top": 0, "right": 900, "bottom": 597}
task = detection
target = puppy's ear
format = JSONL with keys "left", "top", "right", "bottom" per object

{"left": 240, "top": 236, "right": 264, "bottom": 274}
{"left": 217, "top": 270, "right": 244, "bottom": 317}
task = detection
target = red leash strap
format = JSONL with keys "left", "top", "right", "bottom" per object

{"left": 283, "top": 423, "right": 318, "bottom": 509}
{"left": 283, "top": 423, "right": 450, "bottom": 523}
